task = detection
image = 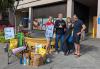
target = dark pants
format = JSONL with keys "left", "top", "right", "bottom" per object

{"left": 63, "top": 35, "right": 75, "bottom": 53}
{"left": 55, "top": 34, "right": 64, "bottom": 52}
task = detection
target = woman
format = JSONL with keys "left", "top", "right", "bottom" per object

{"left": 33, "top": 19, "right": 41, "bottom": 30}
{"left": 63, "top": 17, "right": 74, "bottom": 55}
{"left": 45, "top": 16, "right": 54, "bottom": 54}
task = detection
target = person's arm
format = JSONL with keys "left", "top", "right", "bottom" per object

{"left": 77, "top": 24, "right": 86, "bottom": 35}
{"left": 63, "top": 20, "right": 66, "bottom": 28}
{"left": 72, "top": 23, "right": 74, "bottom": 28}
{"left": 54, "top": 20, "right": 59, "bottom": 28}
{"left": 63, "top": 21, "right": 66, "bottom": 32}
{"left": 81, "top": 24, "right": 86, "bottom": 33}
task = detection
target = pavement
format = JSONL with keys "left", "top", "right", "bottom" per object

{"left": 0, "top": 33, "right": 100, "bottom": 69}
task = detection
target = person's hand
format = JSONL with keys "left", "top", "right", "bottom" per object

{"left": 64, "top": 28, "right": 66, "bottom": 32}
{"left": 59, "top": 24, "right": 63, "bottom": 28}
{"left": 77, "top": 32, "right": 81, "bottom": 36}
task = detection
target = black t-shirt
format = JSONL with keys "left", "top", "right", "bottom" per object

{"left": 73, "top": 19, "right": 84, "bottom": 34}
{"left": 54, "top": 19, "right": 66, "bottom": 34}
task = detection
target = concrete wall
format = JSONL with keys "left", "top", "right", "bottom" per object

{"left": 15, "top": 0, "right": 63, "bottom": 9}
{"left": 89, "top": 7, "right": 97, "bottom": 34}
{"left": 74, "top": 1, "right": 89, "bottom": 33}
{"left": 16, "top": 11, "right": 22, "bottom": 26}
{"left": 33, "top": 3, "right": 67, "bottom": 18}
{"left": 97, "top": 0, "right": 100, "bottom": 38}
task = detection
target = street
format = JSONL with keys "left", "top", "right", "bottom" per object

{"left": 0, "top": 38, "right": 100, "bottom": 69}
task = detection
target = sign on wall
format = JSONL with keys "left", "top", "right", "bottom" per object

{"left": 98, "top": 17, "right": 100, "bottom": 24}
{"left": 4, "top": 27, "right": 15, "bottom": 40}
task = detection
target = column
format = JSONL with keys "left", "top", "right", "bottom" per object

{"left": 8, "top": 9, "right": 15, "bottom": 25}
{"left": 28, "top": 7, "right": 33, "bottom": 31}
{"left": 67, "top": 0, "right": 74, "bottom": 17}
{"left": 97, "top": 0, "right": 100, "bottom": 38}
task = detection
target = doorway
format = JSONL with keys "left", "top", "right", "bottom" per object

{"left": 74, "top": 0, "right": 98, "bottom": 38}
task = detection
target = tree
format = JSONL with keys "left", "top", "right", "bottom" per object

{"left": 0, "top": 0, "right": 14, "bottom": 12}
{"left": 0, "top": 0, "right": 20, "bottom": 34}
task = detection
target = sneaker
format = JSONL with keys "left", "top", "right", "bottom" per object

{"left": 64, "top": 52, "right": 67, "bottom": 56}
{"left": 55, "top": 51, "right": 59, "bottom": 55}
{"left": 60, "top": 51, "right": 64, "bottom": 54}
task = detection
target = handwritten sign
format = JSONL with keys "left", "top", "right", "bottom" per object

{"left": 4, "top": 27, "right": 15, "bottom": 40}
{"left": 45, "top": 25, "right": 54, "bottom": 37}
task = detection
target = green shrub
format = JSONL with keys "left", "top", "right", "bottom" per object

{"left": 0, "top": 31, "right": 4, "bottom": 36}
{"left": 0, "top": 36, "right": 9, "bottom": 43}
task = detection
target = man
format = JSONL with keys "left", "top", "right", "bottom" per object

{"left": 73, "top": 15, "right": 86, "bottom": 57}
{"left": 54, "top": 13, "right": 66, "bottom": 53}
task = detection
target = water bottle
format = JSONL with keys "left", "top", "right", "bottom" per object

{"left": 23, "top": 57, "right": 27, "bottom": 65}
{"left": 26, "top": 59, "right": 29, "bottom": 65}
{"left": 20, "top": 56, "right": 23, "bottom": 64}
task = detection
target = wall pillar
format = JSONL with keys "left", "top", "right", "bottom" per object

{"left": 97, "top": 0, "right": 100, "bottom": 38}
{"left": 28, "top": 7, "right": 33, "bottom": 30}
{"left": 8, "top": 9, "right": 15, "bottom": 25}
{"left": 67, "top": 0, "right": 74, "bottom": 17}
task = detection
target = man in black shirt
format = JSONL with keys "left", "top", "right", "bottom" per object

{"left": 54, "top": 13, "right": 66, "bottom": 53}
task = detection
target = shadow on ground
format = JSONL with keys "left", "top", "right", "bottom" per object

{"left": 80, "top": 44, "right": 99, "bottom": 55}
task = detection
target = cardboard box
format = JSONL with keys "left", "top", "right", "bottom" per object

{"left": 30, "top": 54, "right": 44, "bottom": 67}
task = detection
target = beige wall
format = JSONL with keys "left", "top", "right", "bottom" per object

{"left": 15, "top": 0, "right": 63, "bottom": 9}
{"left": 89, "top": 7, "right": 97, "bottom": 34}
{"left": 16, "top": 11, "right": 22, "bottom": 26}
{"left": 33, "top": 3, "right": 67, "bottom": 18}
{"left": 97, "top": 0, "right": 100, "bottom": 38}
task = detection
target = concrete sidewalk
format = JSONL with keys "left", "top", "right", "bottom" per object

{"left": 0, "top": 39, "right": 100, "bottom": 69}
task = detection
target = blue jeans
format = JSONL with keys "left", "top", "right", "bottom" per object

{"left": 55, "top": 34, "right": 64, "bottom": 52}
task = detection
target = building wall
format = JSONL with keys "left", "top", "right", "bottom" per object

{"left": 89, "top": 7, "right": 97, "bottom": 34}
{"left": 33, "top": 3, "right": 67, "bottom": 18}
{"left": 74, "top": 1, "right": 89, "bottom": 33}
{"left": 15, "top": 0, "right": 63, "bottom": 9}
{"left": 97, "top": 0, "right": 100, "bottom": 38}
{"left": 16, "top": 11, "right": 22, "bottom": 26}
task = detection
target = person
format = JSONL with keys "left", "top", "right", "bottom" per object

{"left": 54, "top": 13, "right": 66, "bottom": 53}
{"left": 33, "top": 19, "right": 41, "bottom": 30}
{"left": 63, "top": 17, "right": 74, "bottom": 55}
{"left": 45, "top": 16, "right": 54, "bottom": 54}
{"left": 73, "top": 15, "right": 86, "bottom": 57}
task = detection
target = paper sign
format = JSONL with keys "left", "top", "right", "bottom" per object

{"left": 4, "top": 27, "right": 15, "bottom": 40}
{"left": 98, "top": 17, "right": 100, "bottom": 24}
{"left": 45, "top": 25, "right": 54, "bottom": 37}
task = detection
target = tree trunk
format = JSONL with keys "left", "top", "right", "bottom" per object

{"left": 0, "top": 12, "right": 2, "bottom": 20}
